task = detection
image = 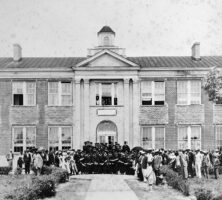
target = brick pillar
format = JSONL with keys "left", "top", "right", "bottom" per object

{"left": 74, "top": 78, "right": 81, "bottom": 150}
{"left": 124, "top": 78, "right": 130, "bottom": 145}
{"left": 165, "top": 79, "right": 177, "bottom": 149}
{"left": 84, "top": 79, "right": 90, "bottom": 142}
{"left": 132, "top": 78, "right": 140, "bottom": 147}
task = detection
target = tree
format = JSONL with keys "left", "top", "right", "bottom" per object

{"left": 204, "top": 68, "right": 222, "bottom": 103}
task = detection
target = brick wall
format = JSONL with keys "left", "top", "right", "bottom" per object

{"left": 10, "top": 107, "right": 39, "bottom": 124}
{"left": 36, "top": 80, "right": 48, "bottom": 148}
{"left": 45, "top": 107, "right": 73, "bottom": 124}
{"left": 202, "top": 88, "right": 214, "bottom": 150}
{"left": 139, "top": 106, "right": 168, "bottom": 125}
{"left": 0, "top": 81, "right": 11, "bottom": 154}
{"left": 165, "top": 80, "right": 177, "bottom": 149}
{"left": 175, "top": 104, "right": 204, "bottom": 124}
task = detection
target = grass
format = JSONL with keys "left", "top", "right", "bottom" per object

{"left": 188, "top": 175, "right": 222, "bottom": 198}
{"left": 0, "top": 174, "right": 32, "bottom": 199}
{"left": 125, "top": 179, "right": 189, "bottom": 200}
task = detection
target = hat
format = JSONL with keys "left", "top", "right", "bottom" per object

{"left": 139, "top": 150, "right": 145, "bottom": 154}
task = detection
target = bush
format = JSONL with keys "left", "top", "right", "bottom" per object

{"left": 41, "top": 165, "right": 54, "bottom": 175}
{"left": 209, "top": 166, "right": 222, "bottom": 175}
{"left": 0, "top": 166, "right": 11, "bottom": 175}
{"left": 5, "top": 175, "right": 55, "bottom": 200}
{"left": 160, "top": 165, "right": 190, "bottom": 196}
{"left": 31, "top": 175, "right": 56, "bottom": 198}
{"left": 195, "top": 188, "right": 213, "bottom": 200}
{"left": 213, "top": 195, "right": 222, "bottom": 200}
{"left": 50, "top": 167, "right": 69, "bottom": 184}
{"left": 5, "top": 166, "right": 68, "bottom": 200}
{"left": 14, "top": 167, "right": 22, "bottom": 175}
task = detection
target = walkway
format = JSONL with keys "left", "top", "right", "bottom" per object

{"left": 71, "top": 174, "right": 138, "bottom": 200}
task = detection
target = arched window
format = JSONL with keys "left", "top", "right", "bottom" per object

{"left": 103, "top": 36, "right": 110, "bottom": 46}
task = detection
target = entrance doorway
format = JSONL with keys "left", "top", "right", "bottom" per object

{"left": 96, "top": 121, "right": 117, "bottom": 145}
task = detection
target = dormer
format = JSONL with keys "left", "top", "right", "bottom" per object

{"left": 97, "top": 26, "right": 115, "bottom": 47}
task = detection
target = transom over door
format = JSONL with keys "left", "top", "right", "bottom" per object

{"left": 97, "top": 121, "right": 117, "bottom": 145}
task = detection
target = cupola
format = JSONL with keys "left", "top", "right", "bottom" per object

{"left": 97, "top": 26, "right": 115, "bottom": 47}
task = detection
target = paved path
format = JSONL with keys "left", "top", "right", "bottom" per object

{"left": 71, "top": 174, "right": 139, "bottom": 200}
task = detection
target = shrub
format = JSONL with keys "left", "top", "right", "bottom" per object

{"left": 213, "top": 195, "right": 222, "bottom": 200}
{"left": 160, "top": 165, "right": 190, "bottom": 196}
{"left": 4, "top": 166, "right": 68, "bottom": 200}
{"left": 195, "top": 188, "right": 213, "bottom": 200}
{"left": 0, "top": 166, "right": 11, "bottom": 175}
{"left": 14, "top": 167, "right": 22, "bottom": 175}
{"left": 50, "top": 167, "right": 69, "bottom": 184}
{"left": 5, "top": 175, "right": 55, "bottom": 200}
{"left": 31, "top": 175, "right": 56, "bottom": 198}
{"left": 209, "top": 166, "right": 222, "bottom": 175}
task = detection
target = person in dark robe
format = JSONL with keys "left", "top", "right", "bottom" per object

{"left": 23, "top": 150, "right": 31, "bottom": 174}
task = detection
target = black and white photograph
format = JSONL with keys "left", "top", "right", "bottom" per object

{"left": 0, "top": 0, "right": 222, "bottom": 199}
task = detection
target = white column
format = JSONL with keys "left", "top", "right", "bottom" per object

{"left": 188, "top": 126, "right": 191, "bottom": 149}
{"left": 133, "top": 78, "right": 140, "bottom": 147}
{"left": 84, "top": 79, "right": 90, "bottom": 142}
{"left": 74, "top": 78, "right": 81, "bottom": 150}
{"left": 124, "top": 78, "right": 130, "bottom": 144}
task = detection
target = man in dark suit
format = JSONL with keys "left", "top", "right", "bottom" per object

{"left": 23, "top": 150, "right": 31, "bottom": 174}
{"left": 122, "top": 141, "right": 130, "bottom": 153}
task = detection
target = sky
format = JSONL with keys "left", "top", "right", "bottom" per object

{"left": 0, "top": 0, "right": 222, "bottom": 57}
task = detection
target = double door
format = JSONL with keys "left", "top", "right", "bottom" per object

{"left": 99, "top": 135, "right": 115, "bottom": 145}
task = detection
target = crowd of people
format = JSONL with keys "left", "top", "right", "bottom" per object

{"left": 13, "top": 141, "right": 222, "bottom": 190}
{"left": 135, "top": 148, "right": 221, "bottom": 190}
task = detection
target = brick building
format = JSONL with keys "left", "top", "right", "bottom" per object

{"left": 0, "top": 26, "right": 222, "bottom": 155}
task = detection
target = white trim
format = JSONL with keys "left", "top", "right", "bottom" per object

{"left": 48, "top": 126, "right": 73, "bottom": 150}
{"left": 177, "top": 80, "right": 201, "bottom": 105}
{"left": 177, "top": 125, "right": 201, "bottom": 150}
{"left": 75, "top": 49, "right": 139, "bottom": 68}
{"left": 12, "top": 81, "right": 36, "bottom": 106}
{"left": 141, "top": 80, "right": 165, "bottom": 106}
{"left": 48, "top": 81, "right": 72, "bottom": 106}
{"left": 12, "top": 126, "right": 36, "bottom": 153}
{"left": 141, "top": 126, "right": 165, "bottom": 149}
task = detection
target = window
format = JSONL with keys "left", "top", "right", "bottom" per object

{"left": 48, "top": 126, "right": 72, "bottom": 151}
{"left": 12, "top": 82, "right": 36, "bottom": 106}
{"left": 141, "top": 81, "right": 165, "bottom": 105}
{"left": 177, "top": 80, "right": 201, "bottom": 105}
{"left": 104, "top": 36, "right": 110, "bottom": 46}
{"left": 216, "top": 89, "right": 222, "bottom": 104}
{"left": 178, "top": 125, "right": 201, "bottom": 150}
{"left": 141, "top": 126, "right": 165, "bottom": 149}
{"left": 178, "top": 127, "right": 188, "bottom": 149}
{"left": 48, "top": 82, "right": 72, "bottom": 106}
{"left": 216, "top": 126, "right": 222, "bottom": 148}
{"left": 13, "top": 126, "right": 36, "bottom": 153}
{"left": 95, "top": 83, "right": 118, "bottom": 106}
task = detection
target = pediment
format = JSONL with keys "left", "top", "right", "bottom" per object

{"left": 75, "top": 50, "right": 139, "bottom": 68}
{"left": 88, "top": 53, "right": 130, "bottom": 67}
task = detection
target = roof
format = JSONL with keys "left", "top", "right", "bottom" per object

{"left": 98, "top": 26, "right": 115, "bottom": 35}
{"left": 0, "top": 57, "right": 85, "bottom": 69}
{"left": 127, "top": 56, "right": 222, "bottom": 68}
{"left": 0, "top": 56, "right": 222, "bottom": 70}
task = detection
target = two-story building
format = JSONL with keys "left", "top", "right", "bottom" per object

{"left": 0, "top": 26, "right": 222, "bottom": 155}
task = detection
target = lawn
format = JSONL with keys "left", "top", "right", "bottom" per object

{"left": 44, "top": 178, "right": 91, "bottom": 200}
{"left": 126, "top": 179, "right": 189, "bottom": 200}
{"left": 188, "top": 175, "right": 222, "bottom": 197}
{"left": 0, "top": 174, "right": 32, "bottom": 199}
